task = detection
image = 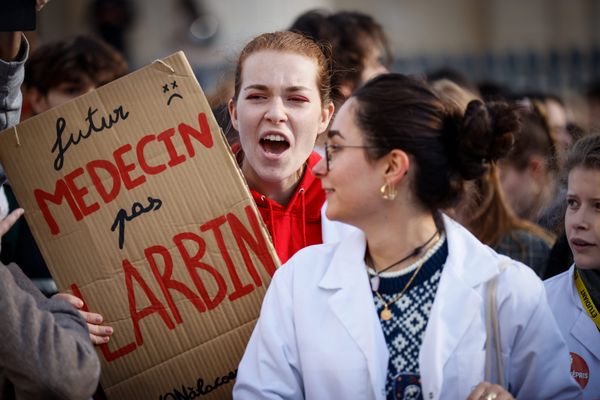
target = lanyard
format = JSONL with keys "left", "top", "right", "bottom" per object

{"left": 574, "top": 269, "right": 600, "bottom": 331}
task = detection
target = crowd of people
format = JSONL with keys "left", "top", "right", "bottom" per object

{"left": 1, "top": 2, "right": 599, "bottom": 400}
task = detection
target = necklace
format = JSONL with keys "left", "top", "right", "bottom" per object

{"left": 367, "top": 232, "right": 445, "bottom": 321}
{"left": 374, "top": 261, "right": 427, "bottom": 321}
{"left": 365, "top": 229, "right": 439, "bottom": 292}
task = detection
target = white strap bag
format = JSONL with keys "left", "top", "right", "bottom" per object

{"left": 484, "top": 261, "right": 509, "bottom": 388}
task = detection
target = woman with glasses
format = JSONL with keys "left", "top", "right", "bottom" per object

{"left": 234, "top": 74, "right": 581, "bottom": 400}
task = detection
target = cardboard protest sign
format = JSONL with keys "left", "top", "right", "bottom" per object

{"left": 0, "top": 52, "right": 279, "bottom": 399}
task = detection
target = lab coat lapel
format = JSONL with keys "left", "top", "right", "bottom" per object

{"left": 571, "top": 311, "right": 600, "bottom": 359}
{"left": 319, "top": 230, "right": 389, "bottom": 400}
{"left": 420, "top": 217, "right": 497, "bottom": 399}
{"left": 419, "top": 261, "right": 481, "bottom": 398}
{"left": 568, "top": 267, "right": 600, "bottom": 360}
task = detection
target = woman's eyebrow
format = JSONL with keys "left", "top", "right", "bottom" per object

{"left": 327, "top": 129, "right": 344, "bottom": 139}
{"left": 243, "top": 84, "right": 269, "bottom": 91}
{"left": 285, "top": 85, "right": 311, "bottom": 93}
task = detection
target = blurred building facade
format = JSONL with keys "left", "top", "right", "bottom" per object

{"left": 35, "top": 0, "right": 600, "bottom": 99}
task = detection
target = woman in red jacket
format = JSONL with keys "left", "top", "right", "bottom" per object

{"left": 58, "top": 31, "right": 336, "bottom": 344}
{"left": 227, "top": 31, "right": 335, "bottom": 263}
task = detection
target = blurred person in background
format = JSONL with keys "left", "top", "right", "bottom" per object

{"left": 431, "top": 79, "right": 555, "bottom": 277}
{"left": 290, "top": 9, "right": 392, "bottom": 109}
{"left": 545, "top": 95, "right": 573, "bottom": 165}
{"left": 22, "top": 35, "right": 128, "bottom": 117}
{"left": 497, "top": 99, "right": 563, "bottom": 234}
{"left": 512, "top": 93, "right": 575, "bottom": 168}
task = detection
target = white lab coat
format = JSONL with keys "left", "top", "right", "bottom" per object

{"left": 545, "top": 266, "right": 600, "bottom": 399}
{"left": 234, "top": 216, "right": 581, "bottom": 400}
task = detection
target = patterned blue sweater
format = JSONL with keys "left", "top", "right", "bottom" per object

{"left": 369, "top": 236, "right": 448, "bottom": 400}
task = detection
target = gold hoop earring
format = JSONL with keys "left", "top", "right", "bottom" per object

{"left": 380, "top": 182, "right": 397, "bottom": 200}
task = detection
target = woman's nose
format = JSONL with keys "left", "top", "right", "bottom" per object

{"left": 569, "top": 204, "right": 591, "bottom": 231}
{"left": 312, "top": 155, "right": 327, "bottom": 177}
{"left": 574, "top": 209, "right": 591, "bottom": 230}
{"left": 264, "top": 98, "right": 287, "bottom": 123}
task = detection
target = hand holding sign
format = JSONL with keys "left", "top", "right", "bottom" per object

{"left": 0, "top": 208, "right": 24, "bottom": 238}
{"left": 53, "top": 292, "right": 114, "bottom": 345}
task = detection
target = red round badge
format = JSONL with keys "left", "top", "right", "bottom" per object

{"left": 570, "top": 352, "right": 589, "bottom": 389}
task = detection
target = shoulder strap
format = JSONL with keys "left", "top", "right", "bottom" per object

{"left": 485, "top": 261, "right": 509, "bottom": 388}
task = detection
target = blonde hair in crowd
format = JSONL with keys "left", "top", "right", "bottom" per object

{"left": 431, "top": 79, "right": 555, "bottom": 246}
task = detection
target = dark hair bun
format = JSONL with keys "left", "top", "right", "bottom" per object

{"left": 353, "top": 73, "right": 522, "bottom": 212}
{"left": 448, "top": 100, "right": 518, "bottom": 180}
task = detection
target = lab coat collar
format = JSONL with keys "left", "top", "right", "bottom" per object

{"left": 318, "top": 215, "right": 501, "bottom": 289}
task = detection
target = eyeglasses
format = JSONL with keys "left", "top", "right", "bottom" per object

{"left": 324, "top": 142, "right": 378, "bottom": 172}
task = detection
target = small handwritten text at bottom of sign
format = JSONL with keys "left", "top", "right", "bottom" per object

{"left": 159, "top": 369, "right": 238, "bottom": 400}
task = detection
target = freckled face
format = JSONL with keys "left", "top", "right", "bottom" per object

{"left": 229, "top": 50, "right": 331, "bottom": 189}
{"left": 565, "top": 167, "right": 600, "bottom": 271}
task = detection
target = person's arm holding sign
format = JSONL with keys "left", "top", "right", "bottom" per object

{"left": 5, "top": 0, "right": 116, "bottom": 347}
{"left": 0, "top": 209, "right": 101, "bottom": 399}
{"left": 1, "top": 3, "right": 102, "bottom": 397}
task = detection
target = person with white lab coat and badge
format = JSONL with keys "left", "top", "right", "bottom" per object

{"left": 546, "top": 134, "right": 600, "bottom": 399}
{"left": 234, "top": 74, "right": 581, "bottom": 400}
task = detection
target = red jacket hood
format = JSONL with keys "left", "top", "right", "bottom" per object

{"left": 250, "top": 152, "right": 325, "bottom": 263}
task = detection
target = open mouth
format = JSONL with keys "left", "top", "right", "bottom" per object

{"left": 260, "top": 134, "right": 290, "bottom": 155}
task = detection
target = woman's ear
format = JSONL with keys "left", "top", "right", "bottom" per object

{"left": 228, "top": 99, "right": 239, "bottom": 131}
{"left": 383, "top": 148, "right": 410, "bottom": 185}
{"left": 527, "top": 155, "right": 547, "bottom": 182}
{"left": 318, "top": 101, "right": 335, "bottom": 133}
